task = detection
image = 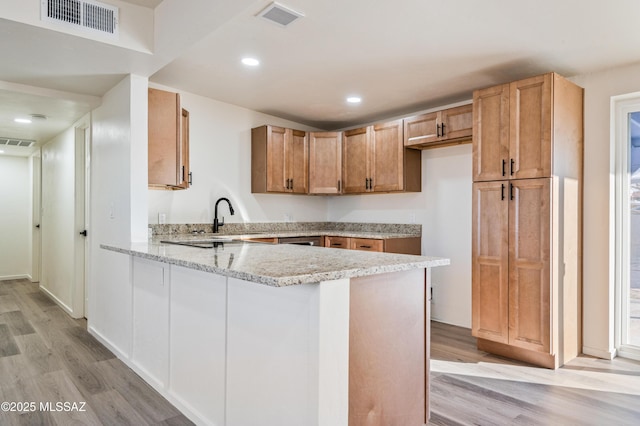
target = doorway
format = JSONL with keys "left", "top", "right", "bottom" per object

{"left": 614, "top": 95, "right": 640, "bottom": 360}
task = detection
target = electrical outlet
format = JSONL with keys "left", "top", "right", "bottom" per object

{"left": 158, "top": 213, "right": 166, "bottom": 224}
{"left": 409, "top": 213, "right": 416, "bottom": 224}
{"left": 284, "top": 213, "right": 293, "bottom": 222}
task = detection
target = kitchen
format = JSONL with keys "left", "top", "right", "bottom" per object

{"left": 2, "top": 0, "right": 640, "bottom": 425}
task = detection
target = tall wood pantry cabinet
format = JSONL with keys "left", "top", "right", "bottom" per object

{"left": 471, "top": 72, "right": 583, "bottom": 369}
{"left": 148, "top": 88, "right": 190, "bottom": 189}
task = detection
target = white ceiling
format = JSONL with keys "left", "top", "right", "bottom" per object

{"left": 2, "top": 0, "right": 640, "bottom": 156}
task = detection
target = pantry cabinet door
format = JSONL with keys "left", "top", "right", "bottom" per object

{"left": 472, "top": 84, "right": 510, "bottom": 182}
{"left": 471, "top": 181, "right": 509, "bottom": 344}
{"left": 508, "top": 178, "right": 551, "bottom": 353}
{"left": 509, "top": 74, "right": 552, "bottom": 179}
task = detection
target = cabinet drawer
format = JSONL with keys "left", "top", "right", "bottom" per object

{"left": 350, "top": 238, "right": 384, "bottom": 252}
{"left": 325, "top": 236, "right": 351, "bottom": 249}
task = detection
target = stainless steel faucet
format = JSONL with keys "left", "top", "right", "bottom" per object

{"left": 213, "top": 197, "right": 235, "bottom": 233}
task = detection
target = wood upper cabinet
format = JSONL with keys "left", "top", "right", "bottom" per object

{"left": 148, "top": 88, "right": 190, "bottom": 189}
{"left": 251, "top": 125, "right": 308, "bottom": 194}
{"left": 309, "top": 131, "right": 342, "bottom": 194}
{"left": 473, "top": 73, "right": 569, "bottom": 182}
{"left": 404, "top": 104, "right": 473, "bottom": 149}
{"left": 342, "top": 120, "right": 419, "bottom": 193}
{"left": 342, "top": 126, "right": 371, "bottom": 193}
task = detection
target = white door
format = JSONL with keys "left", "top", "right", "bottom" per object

{"left": 40, "top": 121, "right": 88, "bottom": 319}
{"left": 614, "top": 95, "right": 640, "bottom": 360}
{"left": 31, "top": 154, "right": 41, "bottom": 283}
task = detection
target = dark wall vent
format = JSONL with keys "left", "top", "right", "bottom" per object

{"left": 41, "top": 0, "right": 118, "bottom": 36}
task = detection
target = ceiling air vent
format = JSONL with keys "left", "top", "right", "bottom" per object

{"left": 41, "top": 0, "right": 118, "bottom": 37}
{"left": 0, "top": 138, "right": 36, "bottom": 148}
{"left": 257, "top": 2, "right": 304, "bottom": 27}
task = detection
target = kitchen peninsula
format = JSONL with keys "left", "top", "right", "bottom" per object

{"left": 100, "top": 237, "right": 448, "bottom": 426}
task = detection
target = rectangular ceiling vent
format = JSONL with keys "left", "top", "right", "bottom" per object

{"left": 0, "top": 138, "right": 36, "bottom": 148}
{"left": 41, "top": 0, "right": 119, "bottom": 37}
{"left": 257, "top": 2, "right": 304, "bottom": 27}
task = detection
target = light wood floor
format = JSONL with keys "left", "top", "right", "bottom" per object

{"left": 3, "top": 279, "right": 640, "bottom": 425}
{"left": 430, "top": 321, "right": 640, "bottom": 425}
{"left": 0, "top": 279, "right": 193, "bottom": 426}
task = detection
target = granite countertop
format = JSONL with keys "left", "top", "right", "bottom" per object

{"left": 171, "top": 230, "right": 420, "bottom": 240}
{"left": 102, "top": 239, "right": 449, "bottom": 287}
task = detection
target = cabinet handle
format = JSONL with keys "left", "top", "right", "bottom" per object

{"left": 331, "top": 243, "right": 343, "bottom": 247}
{"left": 365, "top": 178, "right": 369, "bottom": 190}
{"left": 181, "top": 165, "right": 185, "bottom": 182}
{"left": 368, "top": 178, "right": 373, "bottom": 190}
{"left": 338, "top": 180, "right": 341, "bottom": 192}
{"left": 502, "top": 159, "right": 506, "bottom": 177}
{"left": 188, "top": 172, "right": 192, "bottom": 186}
{"left": 360, "top": 245, "right": 372, "bottom": 249}
{"left": 290, "top": 178, "right": 293, "bottom": 189}
{"left": 510, "top": 159, "right": 515, "bottom": 176}
{"left": 501, "top": 183, "right": 505, "bottom": 200}
{"left": 441, "top": 122, "right": 446, "bottom": 136}
{"left": 510, "top": 182, "right": 514, "bottom": 200}
{"left": 436, "top": 123, "right": 441, "bottom": 137}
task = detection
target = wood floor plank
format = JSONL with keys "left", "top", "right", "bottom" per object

{"left": 0, "top": 324, "right": 20, "bottom": 357}
{"left": 55, "top": 343, "right": 109, "bottom": 397}
{"left": 87, "top": 389, "right": 151, "bottom": 426}
{"left": 0, "top": 295, "right": 20, "bottom": 314}
{"left": 2, "top": 311, "right": 36, "bottom": 336}
{"left": 62, "top": 327, "right": 115, "bottom": 363}
{"left": 92, "top": 358, "right": 182, "bottom": 424}
{"left": 13, "top": 333, "right": 62, "bottom": 377}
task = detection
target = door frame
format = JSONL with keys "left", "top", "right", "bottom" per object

{"left": 613, "top": 92, "right": 640, "bottom": 361}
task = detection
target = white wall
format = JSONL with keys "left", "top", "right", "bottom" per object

{"left": 148, "top": 85, "right": 329, "bottom": 225}
{"left": 570, "top": 62, "right": 640, "bottom": 359}
{"left": 327, "top": 144, "right": 473, "bottom": 327}
{"left": 0, "top": 155, "right": 30, "bottom": 280}
{"left": 88, "top": 74, "right": 148, "bottom": 358}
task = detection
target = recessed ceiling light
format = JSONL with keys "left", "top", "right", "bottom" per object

{"left": 346, "top": 96, "right": 362, "bottom": 104}
{"left": 14, "top": 118, "right": 32, "bottom": 123}
{"left": 242, "top": 57, "right": 260, "bottom": 66}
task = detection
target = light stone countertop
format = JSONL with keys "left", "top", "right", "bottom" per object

{"left": 102, "top": 239, "right": 449, "bottom": 287}
{"left": 168, "top": 230, "right": 421, "bottom": 240}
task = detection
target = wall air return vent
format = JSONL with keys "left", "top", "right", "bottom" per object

{"left": 0, "top": 138, "right": 36, "bottom": 148}
{"left": 41, "top": 0, "right": 119, "bottom": 37}
{"left": 257, "top": 2, "right": 304, "bottom": 27}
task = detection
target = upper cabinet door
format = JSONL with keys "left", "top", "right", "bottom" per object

{"left": 404, "top": 112, "right": 439, "bottom": 147}
{"left": 342, "top": 127, "right": 370, "bottom": 193}
{"left": 371, "top": 120, "right": 404, "bottom": 192}
{"left": 149, "top": 88, "right": 190, "bottom": 189}
{"left": 265, "top": 125, "right": 288, "bottom": 192}
{"left": 309, "top": 132, "right": 342, "bottom": 194}
{"left": 441, "top": 104, "right": 473, "bottom": 141}
{"left": 472, "top": 84, "right": 510, "bottom": 182}
{"left": 288, "top": 129, "right": 308, "bottom": 194}
{"left": 510, "top": 74, "right": 552, "bottom": 180}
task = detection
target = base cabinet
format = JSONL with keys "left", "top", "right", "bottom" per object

{"left": 132, "top": 258, "right": 170, "bottom": 388}
{"left": 169, "top": 266, "right": 226, "bottom": 425}
{"left": 324, "top": 236, "right": 421, "bottom": 255}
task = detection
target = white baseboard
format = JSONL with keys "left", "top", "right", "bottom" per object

{"left": 0, "top": 274, "right": 30, "bottom": 281}
{"left": 39, "top": 285, "right": 75, "bottom": 316}
{"left": 582, "top": 345, "right": 616, "bottom": 360}
{"left": 87, "top": 325, "right": 130, "bottom": 361}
